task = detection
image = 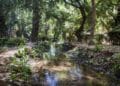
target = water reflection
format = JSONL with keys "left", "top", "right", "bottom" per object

{"left": 44, "top": 65, "right": 84, "bottom": 86}
{"left": 5, "top": 42, "right": 118, "bottom": 86}
{"left": 42, "top": 43, "right": 110, "bottom": 86}
{"left": 45, "top": 71, "right": 58, "bottom": 86}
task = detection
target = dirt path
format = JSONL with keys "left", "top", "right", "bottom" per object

{"left": 0, "top": 42, "right": 34, "bottom": 58}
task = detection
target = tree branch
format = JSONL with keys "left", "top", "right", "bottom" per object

{"left": 64, "top": 0, "right": 80, "bottom": 8}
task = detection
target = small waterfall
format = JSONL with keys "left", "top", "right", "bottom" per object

{"left": 50, "top": 43, "right": 56, "bottom": 56}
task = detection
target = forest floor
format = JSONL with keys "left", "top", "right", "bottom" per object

{"left": 0, "top": 42, "right": 34, "bottom": 81}
{"left": 0, "top": 42, "right": 120, "bottom": 85}
{"left": 67, "top": 43, "right": 120, "bottom": 81}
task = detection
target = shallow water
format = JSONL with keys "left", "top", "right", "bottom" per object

{"left": 42, "top": 65, "right": 110, "bottom": 86}
{"left": 1, "top": 42, "right": 119, "bottom": 86}
{"left": 40, "top": 43, "right": 115, "bottom": 86}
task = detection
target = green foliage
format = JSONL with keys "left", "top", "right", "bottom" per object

{"left": 52, "top": 54, "right": 68, "bottom": 63}
{"left": 15, "top": 48, "right": 37, "bottom": 58}
{"left": 7, "top": 38, "right": 26, "bottom": 46}
{"left": 0, "top": 38, "right": 25, "bottom": 47}
{"left": 78, "top": 49, "right": 89, "bottom": 59}
{"left": 9, "top": 49, "right": 31, "bottom": 81}
{"left": 0, "top": 38, "right": 9, "bottom": 46}
{"left": 94, "top": 34, "right": 104, "bottom": 44}
{"left": 33, "top": 41, "right": 50, "bottom": 57}
{"left": 93, "top": 44, "right": 103, "bottom": 52}
{"left": 112, "top": 53, "right": 120, "bottom": 70}
{"left": 15, "top": 49, "right": 28, "bottom": 58}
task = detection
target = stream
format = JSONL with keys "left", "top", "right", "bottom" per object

{"left": 30, "top": 42, "right": 115, "bottom": 86}
{"left": 0, "top": 42, "right": 119, "bottom": 86}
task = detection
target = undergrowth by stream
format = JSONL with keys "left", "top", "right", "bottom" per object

{"left": 0, "top": 42, "right": 120, "bottom": 86}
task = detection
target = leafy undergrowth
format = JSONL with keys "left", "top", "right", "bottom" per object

{"left": 1, "top": 42, "right": 120, "bottom": 85}
{"left": 6, "top": 47, "right": 72, "bottom": 85}
{"left": 70, "top": 44, "right": 120, "bottom": 80}
{"left": 0, "top": 37, "right": 26, "bottom": 47}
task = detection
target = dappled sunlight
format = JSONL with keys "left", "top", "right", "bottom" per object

{"left": 0, "top": 42, "right": 34, "bottom": 58}
{"left": 0, "top": 49, "right": 18, "bottom": 58}
{"left": 27, "top": 59, "right": 49, "bottom": 73}
{"left": 47, "top": 65, "right": 71, "bottom": 72}
{"left": 0, "top": 0, "right": 120, "bottom": 85}
{"left": 27, "top": 56, "right": 109, "bottom": 86}
{"left": 0, "top": 42, "right": 119, "bottom": 86}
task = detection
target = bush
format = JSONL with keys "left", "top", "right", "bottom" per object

{"left": 94, "top": 34, "right": 104, "bottom": 44}
{"left": 7, "top": 38, "right": 26, "bottom": 47}
{"left": 9, "top": 49, "right": 31, "bottom": 81}
{"left": 34, "top": 41, "right": 50, "bottom": 57}
{"left": 0, "top": 38, "right": 8, "bottom": 46}
{"left": 93, "top": 44, "right": 103, "bottom": 52}
{"left": 15, "top": 48, "right": 37, "bottom": 58}
{"left": 112, "top": 53, "right": 120, "bottom": 78}
{"left": 0, "top": 38, "right": 26, "bottom": 47}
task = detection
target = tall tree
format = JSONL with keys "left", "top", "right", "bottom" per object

{"left": 0, "top": 0, "right": 31, "bottom": 38}
{"left": 0, "top": 0, "right": 18, "bottom": 37}
{"left": 30, "top": 0, "right": 41, "bottom": 42}
{"left": 0, "top": 12, "right": 7, "bottom": 37}
{"left": 64, "top": 0, "right": 87, "bottom": 42}
{"left": 89, "top": 0, "right": 96, "bottom": 44}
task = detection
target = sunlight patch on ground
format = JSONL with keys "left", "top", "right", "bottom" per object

{"left": 47, "top": 66, "right": 71, "bottom": 72}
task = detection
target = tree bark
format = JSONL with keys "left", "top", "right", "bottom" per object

{"left": 30, "top": 0, "right": 40, "bottom": 42}
{"left": 115, "top": 4, "right": 120, "bottom": 25}
{"left": 64, "top": 0, "right": 87, "bottom": 42}
{"left": 0, "top": 14, "right": 8, "bottom": 38}
{"left": 89, "top": 0, "right": 96, "bottom": 44}
{"left": 75, "top": 8, "right": 86, "bottom": 42}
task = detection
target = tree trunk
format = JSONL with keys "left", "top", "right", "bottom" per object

{"left": 115, "top": 4, "right": 120, "bottom": 25}
{"left": 30, "top": 0, "right": 40, "bottom": 42}
{"left": 0, "top": 14, "right": 8, "bottom": 38}
{"left": 75, "top": 6, "right": 86, "bottom": 42}
{"left": 89, "top": 0, "right": 96, "bottom": 44}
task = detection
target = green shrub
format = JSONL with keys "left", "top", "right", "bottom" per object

{"left": 9, "top": 49, "right": 31, "bottom": 81}
{"left": 112, "top": 53, "right": 120, "bottom": 78}
{"left": 94, "top": 34, "right": 104, "bottom": 44}
{"left": 7, "top": 38, "right": 25, "bottom": 47}
{"left": 93, "top": 44, "right": 103, "bottom": 52}
{"left": 34, "top": 41, "right": 50, "bottom": 57}
{"left": 0, "top": 38, "right": 8, "bottom": 46}
{"left": 0, "top": 38, "right": 26, "bottom": 47}
{"left": 15, "top": 48, "right": 37, "bottom": 58}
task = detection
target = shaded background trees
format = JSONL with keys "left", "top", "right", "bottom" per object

{"left": 0, "top": 0, "right": 120, "bottom": 45}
